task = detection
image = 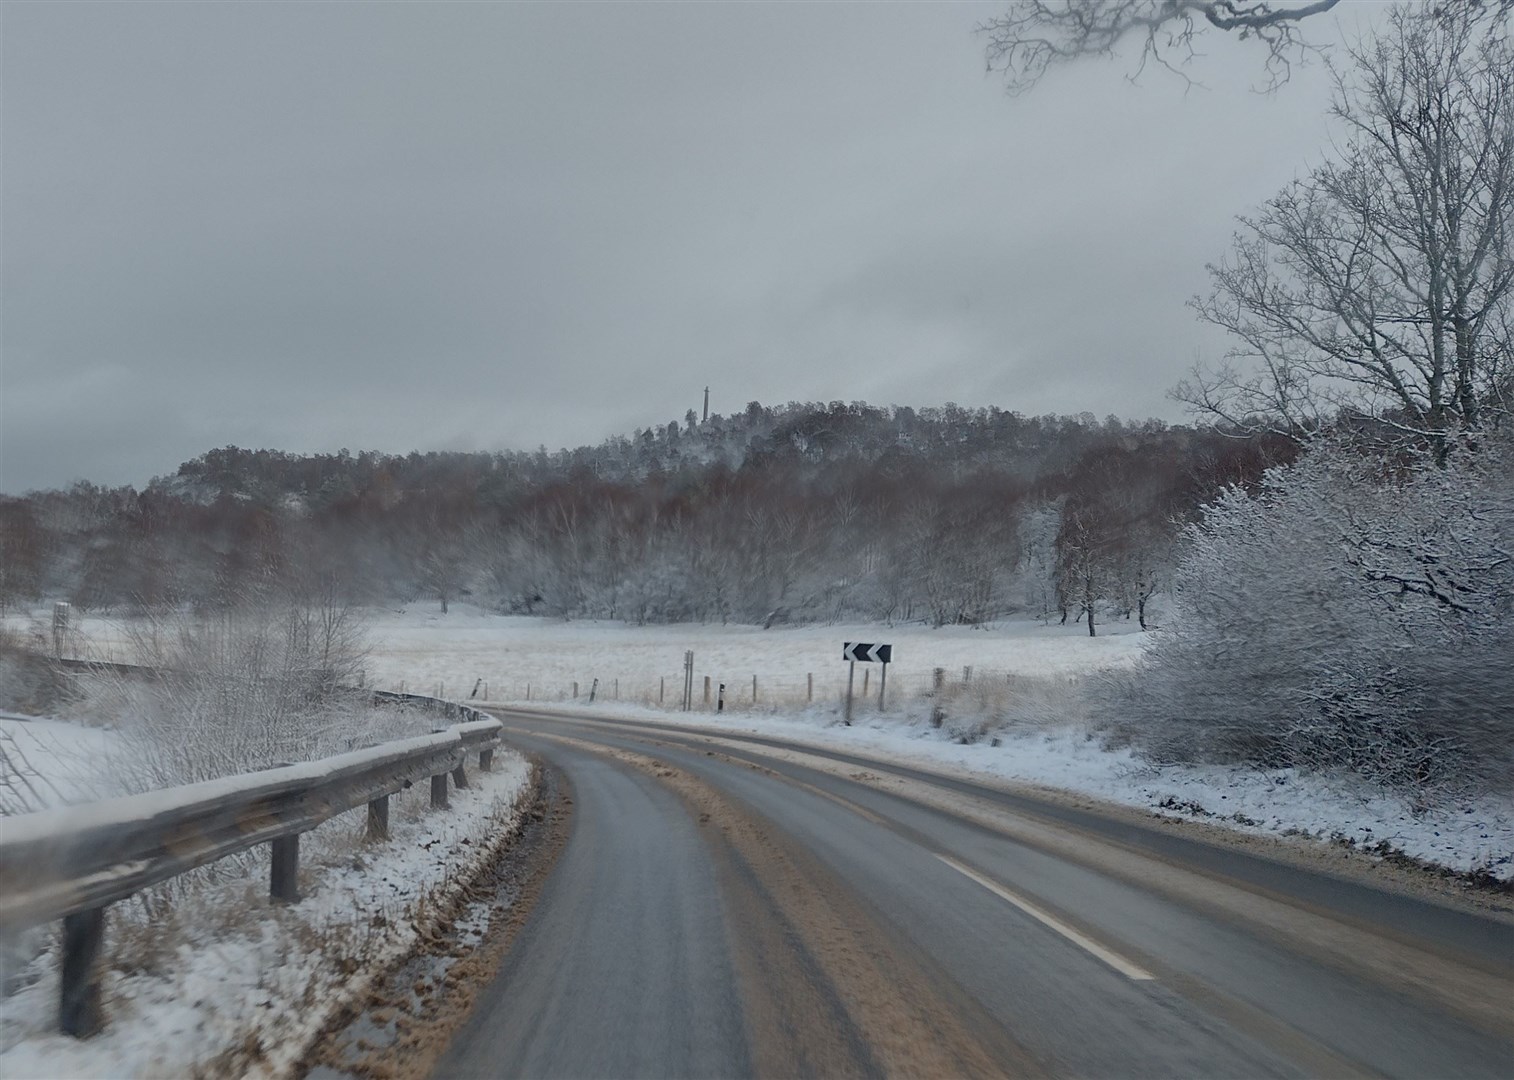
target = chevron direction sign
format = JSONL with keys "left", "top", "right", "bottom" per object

{"left": 843, "top": 642, "right": 892, "bottom": 664}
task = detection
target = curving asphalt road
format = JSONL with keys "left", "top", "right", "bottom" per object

{"left": 434, "top": 709, "right": 1514, "bottom": 1079}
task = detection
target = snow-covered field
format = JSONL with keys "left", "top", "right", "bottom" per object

{"left": 356, "top": 604, "right": 1150, "bottom": 705}
{"left": 349, "top": 606, "right": 1512, "bottom": 882}
{"left": 7, "top": 603, "right": 1147, "bottom": 705}
{"left": 0, "top": 712, "right": 533, "bottom": 1079}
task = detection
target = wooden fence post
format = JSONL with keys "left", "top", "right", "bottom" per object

{"left": 59, "top": 907, "right": 105, "bottom": 1037}
{"left": 862, "top": 668, "right": 870, "bottom": 697}
{"left": 660, "top": 677, "right": 665, "bottom": 705}
{"left": 367, "top": 795, "right": 390, "bottom": 840}
{"left": 932, "top": 667, "right": 945, "bottom": 728}
{"left": 807, "top": 672, "right": 813, "bottom": 703}
{"left": 270, "top": 835, "right": 300, "bottom": 903}
{"left": 752, "top": 674, "right": 758, "bottom": 703}
{"left": 703, "top": 676, "right": 711, "bottom": 707}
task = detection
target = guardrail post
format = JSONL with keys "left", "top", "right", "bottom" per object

{"left": 452, "top": 760, "right": 470, "bottom": 790}
{"left": 60, "top": 906, "right": 106, "bottom": 1037}
{"left": 431, "top": 772, "right": 449, "bottom": 809}
{"left": 271, "top": 835, "right": 300, "bottom": 903}
{"left": 367, "top": 795, "right": 390, "bottom": 840}
{"left": 479, "top": 747, "right": 494, "bottom": 772}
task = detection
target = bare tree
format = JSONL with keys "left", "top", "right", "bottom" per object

{"left": 1178, "top": 6, "right": 1514, "bottom": 460}
{"left": 979, "top": 0, "right": 1344, "bottom": 94}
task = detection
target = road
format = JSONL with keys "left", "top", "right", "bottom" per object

{"left": 433, "top": 709, "right": 1514, "bottom": 1079}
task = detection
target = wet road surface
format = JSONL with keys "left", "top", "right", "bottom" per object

{"left": 432, "top": 709, "right": 1514, "bottom": 1079}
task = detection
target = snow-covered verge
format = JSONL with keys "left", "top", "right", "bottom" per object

{"left": 530, "top": 699, "right": 1514, "bottom": 884}
{"left": 0, "top": 725, "right": 534, "bottom": 1080}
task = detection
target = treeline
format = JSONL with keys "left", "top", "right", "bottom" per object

{"left": 0, "top": 402, "right": 1295, "bottom": 630}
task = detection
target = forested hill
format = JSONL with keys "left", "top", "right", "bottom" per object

{"left": 1, "top": 401, "right": 1295, "bottom": 629}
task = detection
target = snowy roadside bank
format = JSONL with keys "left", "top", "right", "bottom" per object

{"left": 0, "top": 736, "right": 535, "bottom": 1080}
{"left": 513, "top": 699, "right": 1514, "bottom": 886}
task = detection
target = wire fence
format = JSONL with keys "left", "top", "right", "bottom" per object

{"left": 386, "top": 664, "right": 1083, "bottom": 717}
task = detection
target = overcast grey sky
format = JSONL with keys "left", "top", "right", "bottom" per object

{"left": 1, "top": 1, "right": 1383, "bottom": 494}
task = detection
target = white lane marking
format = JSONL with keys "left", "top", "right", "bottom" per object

{"left": 937, "top": 854, "right": 1156, "bottom": 982}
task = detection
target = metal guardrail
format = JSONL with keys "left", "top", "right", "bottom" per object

{"left": 0, "top": 688, "right": 503, "bottom": 1038}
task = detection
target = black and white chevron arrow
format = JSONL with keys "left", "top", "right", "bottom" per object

{"left": 842, "top": 642, "right": 892, "bottom": 663}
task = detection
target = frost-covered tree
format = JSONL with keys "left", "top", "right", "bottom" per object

{"left": 1180, "top": 6, "right": 1514, "bottom": 458}
{"left": 1113, "top": 434, "right": 1514, "bottom": 799}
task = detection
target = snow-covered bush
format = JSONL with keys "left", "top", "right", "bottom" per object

{"left": 1107, "top": 435, "right": 1514, "bottom": 801}
{"left": 94, "top": 596, "right": 396, "bottom": 792}
{"left": 0, "top": 625, "right": 75, "bottom": 718}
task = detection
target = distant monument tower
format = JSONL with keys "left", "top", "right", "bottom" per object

{"left": 703, "top": 386, "right": 709, "bottom": 423}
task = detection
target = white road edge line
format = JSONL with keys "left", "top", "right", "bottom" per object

{"left": 936, "top": 854, "right": 1156, "bottom": 982}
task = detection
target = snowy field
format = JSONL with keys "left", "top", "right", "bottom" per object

{"left": 8, "top": 604, "right": 1148, "bottom": 706}
{"left": 354, "top": 604, "right": 1151, "bottom": 705}
{"left": 0, "top": 712, "right": 533, "bottom": 1079}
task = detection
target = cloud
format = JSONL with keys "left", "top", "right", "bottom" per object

{"left": 1, "top": 1, "right": 1371, "bottom": 492}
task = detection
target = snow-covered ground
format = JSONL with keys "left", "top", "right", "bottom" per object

{"left": 10, "top": 604, "right": 1511, "bottom": 884}
{"left": 297, "top": 604, "right": 1506, "bottom": 883}
{"left": 0, "top": 712, "right": 533, "bottom": 1079}
{"left": 0, "top": 714, "right": 119, "bottom": 813}
{"left": 8, "top": 603, "right": 1147, "bottom": 705}
{"left": 355, "top": 603, "right": 1150, "bottom": 705}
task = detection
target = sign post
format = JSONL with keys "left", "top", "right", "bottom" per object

{"left": 842, "top": 642, "right": 892, "bottom": 725}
